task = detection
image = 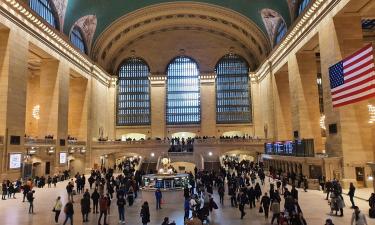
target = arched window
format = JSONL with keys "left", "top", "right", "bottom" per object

{"left": 70, "top": 27, "right": 86, "bottom": 54}
{"left": 275, "top": 20, "right": 287, "bottom": 45}
{"left": 216, "top": 54, "right": 251, "bottom": 123}
{"left": 167, "top": 56, "right": 200, "bottom": 124}
{"left": 29, "top": 0, "right": 59, "bottom": 29}
{"left": 117, "top": 57, "right": 150, "bottom": 126}
{"left": 297, "top": 0, "right": 311, "bottom": 16}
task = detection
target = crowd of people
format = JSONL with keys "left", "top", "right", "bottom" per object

{"left": 168, "top": 137, "right": 194, "bottom": 153}
{"left": 1, "top": 155, "right": 373, "bottom": 225}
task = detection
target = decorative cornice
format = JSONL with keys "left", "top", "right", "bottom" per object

{"left": 149, "top": 73, "right": 166, "bottom": 86}
{"left": 0, "top": 0, "right": 111, "bottom": 86}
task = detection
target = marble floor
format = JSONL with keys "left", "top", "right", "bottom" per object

{"left": 0, "top": 177, "right": 374, "bottom": 225}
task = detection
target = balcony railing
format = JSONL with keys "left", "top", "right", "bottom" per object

{"left": 94, "top": 140, "right": 169, "bottom": 145}
{"left": 24, "top": 138, "right": 56, "bottom": 145}
{"left": 67, "top": 140, "right": 87, "bottom": 146}
{"left": 195, "top": 138, "right": 268, "bottom": 145}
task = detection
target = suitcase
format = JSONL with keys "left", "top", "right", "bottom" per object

{"left": 369, "top": 207, "right": 375, "bottom": 218}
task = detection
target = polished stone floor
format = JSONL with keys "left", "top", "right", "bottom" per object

{"left": 0, "top": 177, "right": 374, "bottom": 225}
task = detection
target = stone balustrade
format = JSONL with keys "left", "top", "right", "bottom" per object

{"left": 24, "top": 138, "right": 56, "bottom": 145}
{"left": 67, "top": 140, "right": 87, "bottom": 146}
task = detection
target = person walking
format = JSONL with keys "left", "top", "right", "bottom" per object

{"left": 91, "top": 188, "right": 100, "bottom": 214}
{"left": 117, "top": 194, "right": 126, "bottom": 224}
{"left": 140, "top": 201, "right": 150, "bottom": 225}
{"left": 270, "top": 199, "right": 280, "bottom": 224}
{"left": 27, "top": 190, "right": 35, "bottom": 214}
{"left": 66, "top": 182, "right": 74, "bottom": 203}
{"left": 348, "top": 182, "right": 356, "bottom": 208}
{"left": 53, "top": 196, "right": 63, "bottom": 223}
{"left": 237, "top": 190, "right": 247, "bottom": 219}
{"left": 2, "top": 181, "right": 7, "bottom": 200}
{"left": 218, "top": 185, "right": 225, "bottom": 205}
{"left": 351, "top": 206, "right": 368, "bottom": 225}
{"left": 155, "top": 188, "right": 162, "bottom": 210}
{"left": 62, "top": 200, "right": 74, "bottom": 225}
{"left": 260, "top": 192, "right": 271, "bottom": 219}
{"left": 80, "top": 195, "right": 90, "bottom": 223}
{"left": 98, "top": 195, "right": 109, "bottom": 225}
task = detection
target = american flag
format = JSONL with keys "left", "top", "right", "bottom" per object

{"left": 329, "top": 44, "right": 375, "bottom": 108}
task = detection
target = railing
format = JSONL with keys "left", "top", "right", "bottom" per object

{"left": 195, "top": 138, "right": 268, "bottom": 144}
{"left": 168, "top": 152, "right": 194, "bottom": 156}
{"left": 0, "top": 136, "right": 3, "bottom": 145}
{"left": 94, "top": 140, "right": 169, "bottom": 145}
{"left": 24, "top": 138, "right": 56, "bottom": 145}
{"left": 67, "top": 140, "right": 87, "bottom": 146}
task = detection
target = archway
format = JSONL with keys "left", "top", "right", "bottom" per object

{"left": 121, "top": 133, "right": 146, "bottom": 141}
{"left": 171, "top": 132, "right": 196, "bottom": 139}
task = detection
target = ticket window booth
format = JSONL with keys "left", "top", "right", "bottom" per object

{"left": 355, "top": 167, "right": 365, "bottom": 187}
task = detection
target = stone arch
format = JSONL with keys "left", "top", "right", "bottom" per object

{"left": 70, "top": 15, "right": 97, "bottom": 54}
{"left": 91, "top": 2, "right": 271, "bottom": 73}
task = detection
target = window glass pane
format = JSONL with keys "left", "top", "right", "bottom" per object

{"left": 216, "top": 54, "right": 251, "bottom": 123}
{"left": 29, "top": 0, "right": 58, "bottom": 29}
{"left": 167, "top": 56, "right": 200, "bottom": 124}
{"left": 275, "top": 21, "right": 287, "bottom": 45}
{"left": 70, "top": 27, "right": 86, "bottom": 54}
{"left": 117, "top": 58, "right": 150, "bottom": 126}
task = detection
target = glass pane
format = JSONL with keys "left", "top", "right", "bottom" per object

{"left": 215, "top": 54, "right": 251, "bottom": 123}
{"left": 117, "top": 57, "right": 151, "bottom": 126}
{"left": 167, "top": 56, "right": 200, "bottom": 124}
{"left": 29, "top": 0, "right": 58, "bottom": 29}
{"left": 70, "top": 27, "right": 86, "bottom": 53}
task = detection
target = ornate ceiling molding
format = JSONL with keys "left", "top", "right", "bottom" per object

{"left": 91, "top": 2, "right": 271, "bottom": 73}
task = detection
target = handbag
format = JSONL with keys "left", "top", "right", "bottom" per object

{"left": 259, "top": 206, "right": 264, "bottom": 213}
{"left": 52, "top": 207, "right": 56, "bottom": 212}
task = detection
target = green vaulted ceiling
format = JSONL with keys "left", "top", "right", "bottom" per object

{"left": 63, "top": 0, "right": 291, "bottom": 41}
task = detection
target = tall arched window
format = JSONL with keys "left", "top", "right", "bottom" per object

{"left": 167, "top": 56, "right": 200, "bottom": 124}
{"left": 117, "top": 57, "right": 150, "bottom": 126}
{"left": 70, "top": 27, "right": 86, "bottom": 54}
{"left": 275, "top": 20, "right": 287, "bottom": 45}
{"left": 29, "top": 0, "right": 59, "bottom": 29}
{"left": 216, "top": 54, "right": 251, "bottom": 123}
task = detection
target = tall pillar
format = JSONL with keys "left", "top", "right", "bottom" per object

{"left": 0, "top": 29, "right": 28, "bottom": 179}
{"left": 319, "top": 15, "right": 373, "bottom": 187}
{"left": 288, "top": 52, "right": 323, "bottom": 152}
{"left": 200, "top": 73, "right": 216, "bottom": 137}
{"left": 150, "top": 74, "right": 166, "bottom": 138}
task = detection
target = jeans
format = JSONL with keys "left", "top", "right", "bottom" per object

{"left": 63, "top": 214, "right": 73, "bottom": 225}
{"left": 82, "top": 212, "right": 88, "bottom": 222}
{"left": 98, "top": 211, "right": 107, "bottom": 224}
{"left": 118, "top": 207, "right": 125, "bottom": 221}
{"left": 156, "top": 198, "right": 162, "bottom": 209}
{"left": 349, "top": 195, "right": 355, "bottom": 207}
{"left": 271, "top": 213, "right": 280, "bottom": 224}
{"left": 29, "top": 202, "right": 34, "bottom": 213}
{"left": 55, "top": 210, "right": 61, "bottom": 223}
{"left": 93, "top": 202, "right": 99, "bottom": 213}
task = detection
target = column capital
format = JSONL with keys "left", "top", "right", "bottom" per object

{"left": 149, "top": 73, "right": 166, "bottom": 86}
{"left": 200, "top": 72, "right": 216, "bottom": 84}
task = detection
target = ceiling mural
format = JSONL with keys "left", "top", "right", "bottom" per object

{"left": 260, "top": 8, "right": 286, "bottom": 46}
{"left": 63, "top": 0, "right": 291, "bottom": 41}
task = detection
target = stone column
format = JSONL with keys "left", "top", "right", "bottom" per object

{"left": 200, "top": 73, "right": 216, "bottom": 137}
{"left": 273, "top": 68, "right": 292, "bottom": 140}
{"left": 288, "top": 52, "right": 323, "bottom": 152}
{"left": 0, "top": 29, "right": 28, "bottom": 179}
{"left": 150, "top": 74, "right": 166, "bottom": 138}
{"left": 319, "top": 15, "right": 373, "bottom": 188}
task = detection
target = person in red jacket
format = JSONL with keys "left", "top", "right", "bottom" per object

{"left": 98, "top": 195, "right": 109, "bottom": 225}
